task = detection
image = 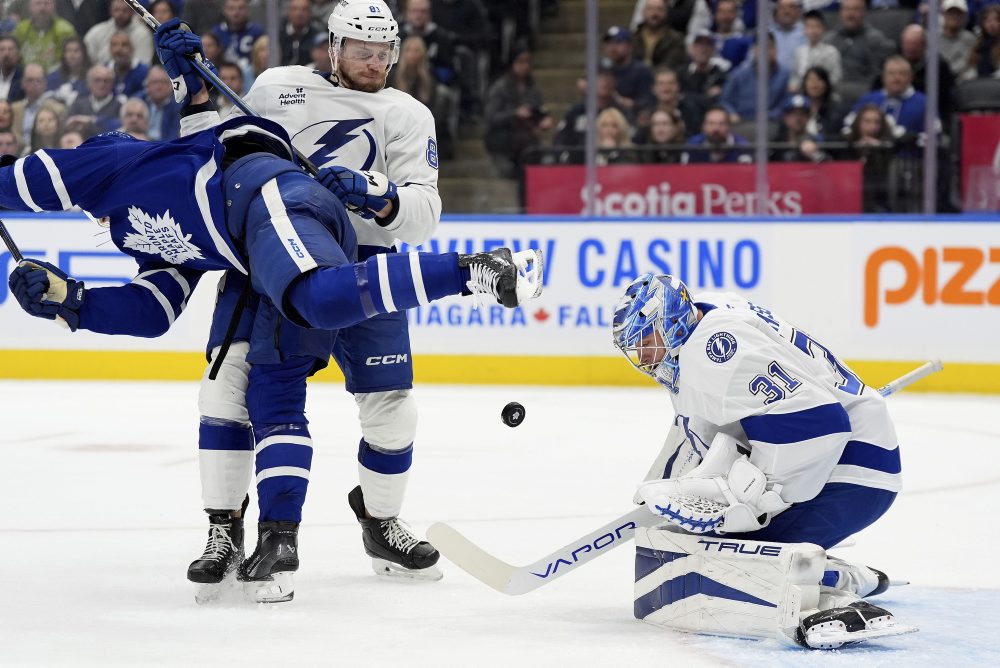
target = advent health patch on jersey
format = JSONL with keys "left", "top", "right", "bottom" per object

{"left": 706, "top": 331, "right": 737, "bottom": 363}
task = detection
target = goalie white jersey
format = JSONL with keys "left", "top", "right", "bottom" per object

{"left": 671, "top": 292, "right": 901, "bottom": 503}
{"left": 182, "top": 66, "right": 441, "bottom": 248}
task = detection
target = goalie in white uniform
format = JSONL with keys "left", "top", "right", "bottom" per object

{"left": 612, "top": 274, "right": 915, "bottom": 649}
{"left": 154, "top": 0, "right": 446, "bottom": 587}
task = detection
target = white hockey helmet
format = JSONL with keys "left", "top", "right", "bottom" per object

{"left": 328, "top": 0, "right": 400, "bottom": 70}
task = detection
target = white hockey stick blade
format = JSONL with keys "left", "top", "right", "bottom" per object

{"left": 428, "top": 506, "right": 662, "bottom": 595}
{"left": 877, "top": 359, "right": 943, "bottom": 397}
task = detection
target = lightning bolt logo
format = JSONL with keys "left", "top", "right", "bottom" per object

{"left": 302, "top": 118, "right": 376, "bottom": 169}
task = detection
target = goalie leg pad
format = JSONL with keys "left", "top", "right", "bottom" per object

{"left": 634, "top": 526, "right": 825, "bottom": 641}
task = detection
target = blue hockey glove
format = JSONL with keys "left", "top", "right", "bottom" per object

{"left": 7, "top": 259, "right": 85, "bottom": 331}
{"left": 154, "top": 18, "right": 216, "bottom": 105}
{"left": 317, "top": 166, "right": 398, "bottom": 220}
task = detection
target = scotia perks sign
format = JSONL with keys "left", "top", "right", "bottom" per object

{"left": 525, "top": 162, "right": 863, "bottom": 215}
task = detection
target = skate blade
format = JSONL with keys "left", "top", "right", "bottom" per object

{"left": 512, "top": 249, "right": 544, "bottom": 302}
{"left": 192, "top": 568, "right": 241, "bottom": 605}
{"left": 242, "top": 571, "right": 295, "bottom": 603}
{"left": 371, "top": 558, "right": 444, "bottom": 582}
{"left": 195, "top": 582, "right": 224, "bottom": 605}
{"left": 804, "top": 621, "right": 918, "bottom": 649}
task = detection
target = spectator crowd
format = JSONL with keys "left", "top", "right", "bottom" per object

{"left": 0, "top": 0, "right": 539, "bottom": 158}
{"left": 482, "top": 0, "right": 1000, "bottom": 212}
{"left": 1, "top": 0, "right": 998, "bottom": 212}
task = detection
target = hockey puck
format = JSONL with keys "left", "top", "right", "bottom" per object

{"left": 501, "top": 402, "right": 525, "bottom": 428}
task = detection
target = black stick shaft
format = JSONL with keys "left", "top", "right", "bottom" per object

{"left": 0, "top": 219, "right": 23, "bottom": 262}
{"left": 121, "top": 0, "right": 319, "bottom": 176}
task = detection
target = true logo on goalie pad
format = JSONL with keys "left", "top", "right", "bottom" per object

{"left": 697, "top": 539, "right": 782, "bottom": 557}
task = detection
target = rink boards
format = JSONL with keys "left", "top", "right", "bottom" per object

{"left": 1, "top": 214, "right": 998, "bottom": 393}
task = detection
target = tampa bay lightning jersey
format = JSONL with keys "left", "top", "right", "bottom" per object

{"left": 670, "top": 292, "right": 901, "bottom": 502}
{"left": 181, "top": 66, "right": 441, "bottom": 249}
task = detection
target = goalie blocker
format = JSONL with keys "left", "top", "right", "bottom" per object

{"left": 633, "top": 527, "right": 917, "bottom": 649}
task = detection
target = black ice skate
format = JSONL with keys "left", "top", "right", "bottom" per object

{"left": 347, "top": 485, "right": 443, "bottom": 581}
{"left": 458, "top": 248, "right": 543, "bottom": 308}
{"left": 237, "top": 520, "right": 299, "bottom": 603}
{"left": 187, "top": 495, "right": 248, "bottom": 604}
{"left": 795, "top": 600, "right": 918, "bottom": 649}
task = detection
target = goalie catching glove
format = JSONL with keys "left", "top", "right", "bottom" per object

{"left": 317, "top": 166, "right": 398, "bottom": 222}
{"left": 7, "top": 259, "right": 84, "bottom": 331}
{"left": 154, "top": 18, "right": 217, "bottom": 105}
{"left": 636, "top": 432, "right": 791, "bottom": 534}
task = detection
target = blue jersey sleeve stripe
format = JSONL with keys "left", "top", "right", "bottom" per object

{"left": 136, "top": 268, "right": 193, "bottom": 301}
{"left": 34, "top": 150, "right": 74, "bottom": 210}
{"left": 374, "top": 253, "right": 397, "bottom": 311}
{"left": 837, "top": 441, "right": 901, "bottom": 474}
{"left": 741, "top": 403, "right": 851, "bottom": 445}
{"left": 131, "top": 277, "right": 177, "bottom": 326}
{"left": 353, "top": 261, "right": 379, "bottom": 318}
{"left": 135, "top": 269, "right": 190, "bottom": 314}
{"left": 13, "top": 158, "right": 43, "bottom": 211}
{"left": 195, "top": 156, "right": 247, "bottom": 273}
{"left": 409, "top": 252, "right": 430, "bottom": 305}
{"left": 387, "top": 251, "right": 418, "bottom": 308}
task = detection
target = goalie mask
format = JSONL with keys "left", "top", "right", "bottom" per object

{"left": 612, "top": 273, "right": 698, "bottom": 393}
{"left": 328, "top": 0, "right": 400, "bottom": 80}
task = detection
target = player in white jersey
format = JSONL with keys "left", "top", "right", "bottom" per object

{"left": 155, "top": 0, "right": 446, "bottom": 588}
{"left": 612, "top": 274, "right": 915, "bottom": 648}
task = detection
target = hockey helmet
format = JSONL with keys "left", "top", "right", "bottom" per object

{"left": 612, "top": 273, "right": 699, "bottom": 392}
{"left": 328, "top": 0, "right": 400, "bottom": 70}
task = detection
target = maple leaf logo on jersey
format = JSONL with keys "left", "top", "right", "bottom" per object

{"left": 121, "top": 206, "right": 204, "bottom": 264}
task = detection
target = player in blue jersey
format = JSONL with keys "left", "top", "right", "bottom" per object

{"left": 156, "top": 0, "right": 456, "bottom": 591}
{"left": 612, "top": 274, "right": 914, "bottom": 648}
{"left": 2, "top": 120, "right": 543, "bottom": 602}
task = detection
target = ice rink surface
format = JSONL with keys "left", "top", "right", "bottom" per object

{"left": 1, "top": 381, "right": 998, "bottom": 667}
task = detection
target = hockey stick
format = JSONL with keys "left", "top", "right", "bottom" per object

{"left": 122, "top": 0, "right": 319, "bottom": 175}
{"left": 427, "top": 506, "right": 662, "bottom": 595}
{"left": 877, "top": 359, "right": 943, "bottom": 397}
{"left": 0, "top": 218, "right": 23, "bottom": 262}
{"left": 429, "top": 361, "right": 946, "bottom": 595}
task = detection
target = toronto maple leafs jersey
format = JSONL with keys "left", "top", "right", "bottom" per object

{"left": 181, "top": 66, "right": 441, "bottom": 249}
{"left": 1, "top": 130, "right": 241, "bottom": 267}
{"left": 671, "top": 292, "right": 901, "bottom": 503}
{"left": 0, "top": 119, "right": 303, "bottom": 336}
